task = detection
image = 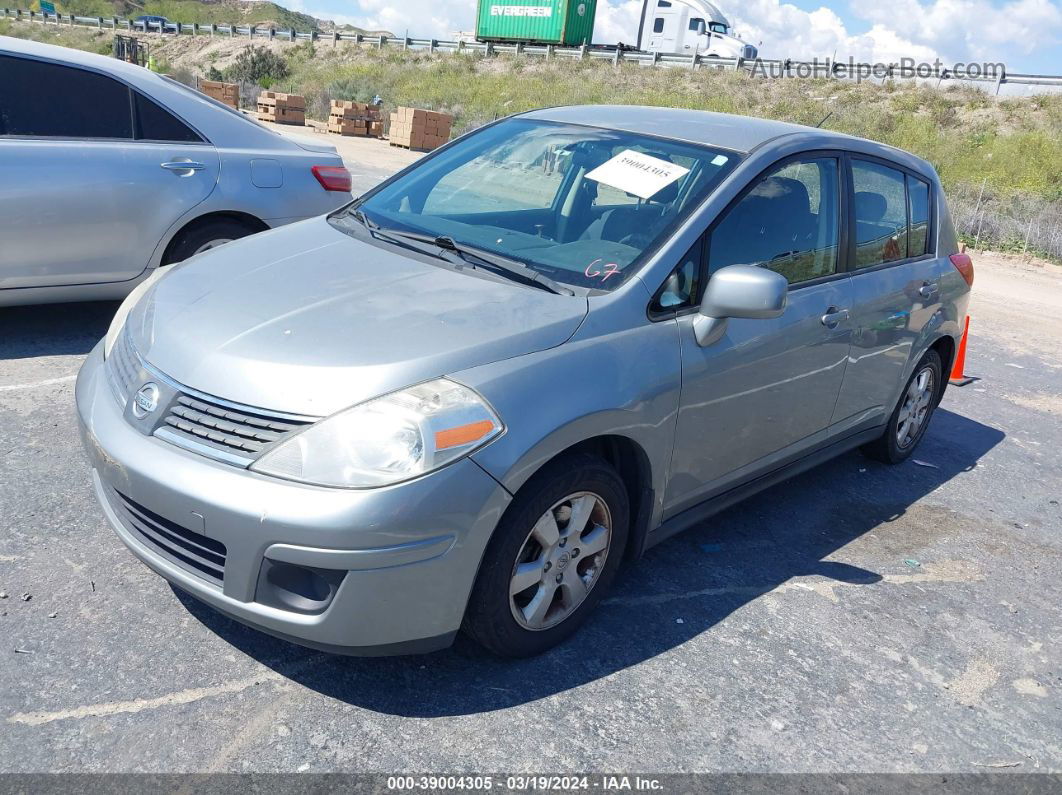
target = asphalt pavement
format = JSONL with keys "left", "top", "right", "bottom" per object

{"left": 0, "top": 248, "right": 1059, "bottom": 774}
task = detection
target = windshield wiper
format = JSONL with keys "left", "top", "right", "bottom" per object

{"left": 344, "top": 210, "right": 453, "bottom": 259}
{"left": 386, "top": 230, "right": 574, "bottom": 296}
{"left": 344, "top": 212, "right": 574, "bottom": 296}
{"left": 433, "top": 237, "right": 575, "bottom": 296}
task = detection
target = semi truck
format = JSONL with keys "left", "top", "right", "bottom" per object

{"left": 637, "top": 0, "right": 758, "bottom": 60}
{"left": 474, "top": 0, "right": 757, "bottom": 60}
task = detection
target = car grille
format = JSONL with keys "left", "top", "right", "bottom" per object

{"left": 108, "top": 488, "right": 227, "bottom": 585}
{"left": 157, "top": 393, "right": 314, "bottom": 463}
{"left": 107, "top": 329, "right": 140, "bottom": 407}
{"left": 107, "top": 328, "right": 317, "bottom": 467}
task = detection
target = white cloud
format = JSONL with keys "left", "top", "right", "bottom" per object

{"left": 591, "top": 0, "right": 644, "bottom": 45}
{"left": 726, "top": 0, "right": 945, "bottom": 62}
{"left": 300, "top": 0, "right": 1061, "bottom": 67}
{"left": 328, "top": 0, "right": 474, "bottom": 37}
{"left": 852, "top": 0, "right": 1062, "bottom": 62}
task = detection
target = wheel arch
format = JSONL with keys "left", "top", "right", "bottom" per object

{"left": 486, "top": 433, "right": 656, "bottom": 563}
{"left": 929, "top": 334, "right": 956, "bottom": 401}
{"left": 159, "top": 210, "right": 269, "bottom": 266}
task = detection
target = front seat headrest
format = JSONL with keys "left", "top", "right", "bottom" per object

{"left": 855, "top": 191, "right": 888, "bottom": 222}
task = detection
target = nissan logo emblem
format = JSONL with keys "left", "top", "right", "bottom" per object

{"left": 133, "top": 382, "right": 160, "bottom": 418}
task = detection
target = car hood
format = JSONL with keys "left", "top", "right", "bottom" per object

{"left": 127, "top": 217, "right": 588, "bottom": 417}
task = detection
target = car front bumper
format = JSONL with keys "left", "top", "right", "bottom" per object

{"left": 75, "top": 341, "right": 512, "bottom": 655}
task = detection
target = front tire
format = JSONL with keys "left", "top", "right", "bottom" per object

{"left": 463, "top": 454, "right": 629, "bottom": 657}
{"left": 861, "top": 349, "right": 942, "bottom": 464}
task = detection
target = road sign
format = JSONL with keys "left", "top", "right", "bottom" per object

{"left": 39, "top": 0, "right": 56, "bottom": 13}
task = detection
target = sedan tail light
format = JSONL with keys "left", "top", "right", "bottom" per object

{"left": 312, "top": 165, "right": 352, "bottom": 192}
{"left": 949, "top": 253, "right": 974, "bottom": 287}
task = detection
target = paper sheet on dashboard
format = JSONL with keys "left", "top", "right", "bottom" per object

{"left": 585, "top": 149, "right": 691, "bottom": 200}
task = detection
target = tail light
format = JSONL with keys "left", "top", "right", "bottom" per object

{"left": 312, "top": 165, "right": 352, "bottom": 192}
{"left": 949, "top": 253, "right": 974, "bottom": 287}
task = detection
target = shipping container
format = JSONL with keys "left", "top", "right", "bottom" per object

{"left": 475, "top": 0, "right": 598, "bottom": 46}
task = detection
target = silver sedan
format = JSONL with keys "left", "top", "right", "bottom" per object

{"left": 0, "top": 35, "right": 353, "bottom": 307}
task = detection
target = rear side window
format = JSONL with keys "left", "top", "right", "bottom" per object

{"left": 134, "top": 92, "right": 202, "bottom": 143}
{"left": 0, "top": 55, "right": 132, "bottom": 139}
{"left": 708, "top": 156, "right": 840, "bottom": 284}
{"left": 653, "top": 17, "right": 665, "bottom": 32}
{"left": 908, "top": 175, "right": 931, "bottom": 257}
{"left": 852, "top": 160, "right": 909, "bottom": 267}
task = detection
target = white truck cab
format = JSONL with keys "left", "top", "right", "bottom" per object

{"left": 638, "top": 0, "right": 758, "bottom": 60}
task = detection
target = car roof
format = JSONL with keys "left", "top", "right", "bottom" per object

{"left": 0, "top": 34, "right": 158, "bottom": 84}
{"left": 522, "top": 105, "right": 933, "bottom": 174}
{"left": 0, "top": 35, "right": 298, "bottom": 148}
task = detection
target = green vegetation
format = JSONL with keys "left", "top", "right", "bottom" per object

{"left": 3, "top": 16, "right": 1060, "bottom": 259}
{"left": 224, "top": 44, "right": 289, "bottom": 85}
{"left": 25, "top": 0, "right": 320, "bottom": 30}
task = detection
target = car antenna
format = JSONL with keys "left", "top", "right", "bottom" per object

{"left": 816, "top": 111, "right": 834, "bottom": 128}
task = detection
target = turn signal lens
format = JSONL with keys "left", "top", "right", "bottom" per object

{"left": 436, "top": 420, "right": 497, "bottom": 451}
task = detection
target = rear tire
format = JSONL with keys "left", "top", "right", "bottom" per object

{"left": 162, "top": 218, "right": 261, "bottom": 265}
{"left": 463, "top": 454, "right": 629, "bottom": 658}
{"left": 861, "top": 349, "right": 942, "bottom": 464}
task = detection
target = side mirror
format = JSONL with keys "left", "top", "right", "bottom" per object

{"left": 695, "top": 19, "right": 707, "bottom": 35}
{"left": 693, "top": 265, "right": 788, "bottom": 347}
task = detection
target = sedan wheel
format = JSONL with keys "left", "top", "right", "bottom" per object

{"left": 509, "top": 492, "right": 612, "bottom": 631}
{"left": 192, "top": 238, "right": 234, "bottom": 256}
{"left": 896, "top": 367, "right": 935, "bottom": 449}
{"left": 861, "top": 348, "right": 942, "bottom": 464}
{"left": 463, "top": 453, "right": 629, "bottom": 657}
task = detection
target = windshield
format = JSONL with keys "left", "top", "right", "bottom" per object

{"left": 346, "top": 118, "right": 737, "bottom": 292}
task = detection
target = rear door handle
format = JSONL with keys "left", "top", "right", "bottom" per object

{"left": 160, "top": 161, "right": 206, "bottom": 173}
{"left": 919, "top": 281, "right": 938, "bottom": 299}
{"left": 821, "top": 307, "right": 850, "bottom": 328}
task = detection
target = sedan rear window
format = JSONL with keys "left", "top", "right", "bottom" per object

{"left": 348, "top": 118, "right": 737, "bottom": 291}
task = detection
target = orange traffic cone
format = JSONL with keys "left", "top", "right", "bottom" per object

{"left": 949, "top": 315, "right": 975, "bottom": 386}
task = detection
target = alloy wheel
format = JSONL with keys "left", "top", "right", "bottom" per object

{"left": 896, "top": 366, "right": 935, "bottom": 448}
{"left": 509, "top": 492, "right": 612, "bottom": 631}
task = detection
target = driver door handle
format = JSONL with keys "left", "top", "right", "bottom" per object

{"left": 161, "top": 161, "right": 206, "bottom": 173}
{"left": 821, "top": 307, "right": 850, "bottom": 328}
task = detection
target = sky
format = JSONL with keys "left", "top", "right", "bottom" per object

{"left": 287, "top": 0, "right": 1062, "bottom": 74}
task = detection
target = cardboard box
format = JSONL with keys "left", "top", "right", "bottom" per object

{"left": 388, "top": 107, "right": 452, "bottom": 150}
{"left": 327, "top": 100, "right": 383, "bottom": 137}
{"left": 257, "top": 92, "right": 306, "bottom": 125}
{"left": 199, "top": 79, "right": 239, "bottom": 109}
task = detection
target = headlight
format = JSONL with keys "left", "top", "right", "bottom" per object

{"left": 250, "top": 379, "right": 504, "bottom": 488}
{"left": 103, "top": 266, "right": 168, "bottom": 358}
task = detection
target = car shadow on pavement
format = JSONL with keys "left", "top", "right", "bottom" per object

{"left": 177, "top": 406, "right": 1004, "bottom": 717}
{"left": 0, "top": 302, "right": 119, "bottom": 360}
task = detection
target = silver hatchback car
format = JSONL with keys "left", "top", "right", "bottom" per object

{"left": 76, "top": 106, "right": 973, "bottom": 657}
{"left": 0, "top": 36, "right": 352, "bottom": 307}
